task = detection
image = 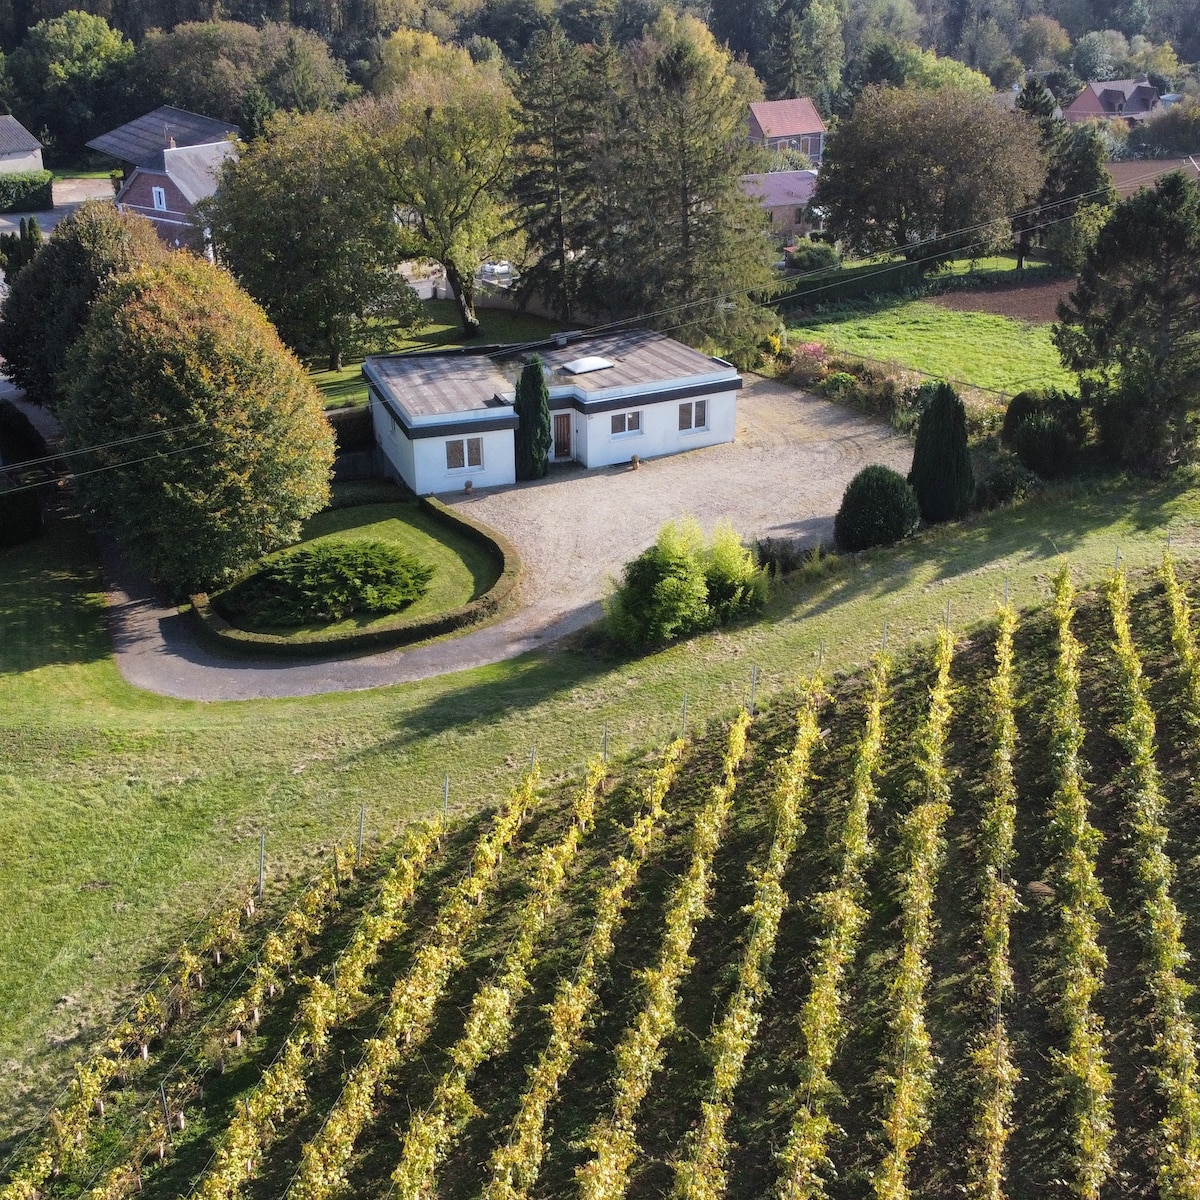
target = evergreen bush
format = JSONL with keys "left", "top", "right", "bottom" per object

{"left": 909, "top": 381, "right": 974, "bottom": 523}
{"left": 216, "top": 541, "right": 434, "bottom": 627}
{"left": 834, "top": 464, "right": 920, "bottom": 552}
{"left": 514, "top": 355, "right": 552, "bottom": 480}
{"left": 606, "top": 516, "right": 767, "bottom": 646}
{"left": 0, "top": 170, "right": 53, "bottom": 213}
{"left": 1000, "top": 386, "right": 1080, "bottom": 447}
{"left": 787, "top": 241, "right": 840, "bottom": 272}
{"left": 1011, "top": 410, "right": 1076, "bottom": 478}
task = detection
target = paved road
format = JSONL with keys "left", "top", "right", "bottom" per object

{"left": 4, "top": 376, "right": 911, "bottom": 701}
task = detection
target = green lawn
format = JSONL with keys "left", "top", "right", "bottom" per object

{"left": 788, "top": 299, "right": 1075, "bottom": 397}
{"left": 4, "top": 470, "right": 1200, "bottom": 1136}
{"left": 216, "top": 501, "right": 500, "bottom": 636}
{"left": 311, "top": 300, "right": 569, "bottom": 409}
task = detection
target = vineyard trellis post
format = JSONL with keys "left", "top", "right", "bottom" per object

{"left": 603, "top": 723, "right": 609, "bottom": 764}
{"left": 750, "top": 664, "right": 758, "bottom": 715}
{"left": 443, "top": 774, "right": 450, "bottom": 816}
{"left": 357, "top": 803, "right": 365, "bottom": 866}
{"left": 681, "top": 693, "right": 688, "bottom": 737}
{"left": 258, "top": 833, "right": 265, "bottom": 902}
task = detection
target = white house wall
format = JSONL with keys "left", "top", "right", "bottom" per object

{"left": 578, "top": 390, "right": 737, "bottom": 468}
{"left": 0, "top": 148, "right": 44, "bottom": 174}
{"left": 411, "top": 428, "right": 515, "bottom": 495}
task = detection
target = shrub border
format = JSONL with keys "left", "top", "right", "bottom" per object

{"left": 188, "top": 497, "right": 522, "bottom": 659}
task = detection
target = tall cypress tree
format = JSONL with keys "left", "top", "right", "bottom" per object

{"left": 909, "top": 382, "right": 974, "bottom": 523}
{"left": 514, "top": 355, "right": 552, "bottom": 480}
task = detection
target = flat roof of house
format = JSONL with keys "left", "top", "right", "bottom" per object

{"left": 365, "top": 330, "right": 738, "bottom": 422}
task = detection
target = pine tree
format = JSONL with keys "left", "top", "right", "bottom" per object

{"left": 514, "top": 355, "right": 552, "bottom": 481}
{"left": 512, "top": 25, "right": 592, "bottom": 322}
{"left": 909, "top": 382, "right": 974, "bottom": 523}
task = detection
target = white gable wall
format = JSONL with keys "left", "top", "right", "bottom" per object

{"left": 0, "top": 147, "right": 44, "bottom": 174}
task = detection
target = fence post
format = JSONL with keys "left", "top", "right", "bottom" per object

{"left": 258, "top": 833, "right": 265, "bottom": 902}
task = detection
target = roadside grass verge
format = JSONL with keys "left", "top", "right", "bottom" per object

{"left": 2, "top": 470, "right": 1200, "bottom": 1139}
{"left": 788, "top": 299, "right": 1075, "bottom": 397}
{"left": 310, "top": 301, "right": 568, "bottom": 409}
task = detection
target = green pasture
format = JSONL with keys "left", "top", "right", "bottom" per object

{"left": 310, "top": 300, "right": 568, "bottom": 409}
{"left": 214, "top": 501, "right": 500, "bottom": 637}
{"left": 4, "top": 465, "right": 1200, "bottom": 1137}
{"left": 792, "top": 298, "right": 1075, "bottom": 398}
{"left": 788, "top": 299, "right": 1076, "bottom": 398}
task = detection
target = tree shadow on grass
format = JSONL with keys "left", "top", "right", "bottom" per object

{"left": 781, "top": 474, "right": 1200, "bottom": 623}
{"left": 0, "top": 512, "right": 110, "bottom": 674}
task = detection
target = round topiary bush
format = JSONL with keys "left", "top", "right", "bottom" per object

{"left": 834, "top": 465, "right": 920, "bottom": 552}
{"left": 1011, "top": 409, "right": 1076, "bottom": 478}
{"left": 787, "top": 241, "right": 840, "bottom": 272}
{"left": 216, "top": 540, "right": 434, "bottom": 628}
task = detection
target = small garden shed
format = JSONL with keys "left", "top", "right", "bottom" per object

{"left": 366, "top": 330, "right": 742, "bottom": 496}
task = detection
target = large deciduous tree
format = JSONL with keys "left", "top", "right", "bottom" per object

{"left": 207, "top": 109, "right": 422, "bottom": 371}
{"left": 1053, "top": 171, "right": 1200, "bottom": 467}
{"left": 0, "top": 200, "right": 165, "bottom": 409}
{"left": 6, "top": 11, "right": 133, "bottom": 158}
{"left": 61, "top": 256, "right": 335, "bottom": 597}
{"left": 814, "top": 83, "right": 1045, "bottom": 266}
{"left": 360, "top": 56, "right": 517, "bottom": 339}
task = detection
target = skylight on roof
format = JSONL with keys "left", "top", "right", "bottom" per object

{"left": 562, "top": 355, "right": 615, "bottom": 375}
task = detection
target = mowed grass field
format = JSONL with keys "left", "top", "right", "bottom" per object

{"left": 5, "top": 469, "right": 1200, "bottom": 1143}
{"left": 789, "top": 299, "right": 1076, "bottom": 397}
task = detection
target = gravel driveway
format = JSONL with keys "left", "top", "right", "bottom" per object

{"left": 99, "top": 376, "right": 910, "bottom": 700}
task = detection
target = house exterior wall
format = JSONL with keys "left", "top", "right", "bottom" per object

{"left": 576, "top": 389, "right": 737, "bottom": 468}
{"left": 117, "top": 171, "right": 202, "bottom": 248}
{"left": 0, "top": 148, "right": 43, "bottom": 174}
{"left": 762, "top": 132, "right": 824, "bottom": 161}
{"left": 371, "top": 393, "right": 517, "bottom": 494}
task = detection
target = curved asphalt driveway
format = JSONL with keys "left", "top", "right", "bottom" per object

{"left": 12, "top": 376, "right": 911, "bottom": 701}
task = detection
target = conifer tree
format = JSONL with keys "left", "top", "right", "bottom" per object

{"left": 909, "top": 382, "right": 974, "bottom": 523}
{"left": 514, "top": 355, "right": 552, "bottom": 480}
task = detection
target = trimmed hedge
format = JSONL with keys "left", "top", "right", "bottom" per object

{"left": 0, "top": 171, "right": 53, "bottom": 214}
{"left": 0, "top": 474, "right": 43, "bottom": 547}
{"left": 190, "top": 496, "right": 521, "bottom": 657}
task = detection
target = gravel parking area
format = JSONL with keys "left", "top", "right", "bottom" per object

{"left": 98, "top": 376, "right": 910, "bottom": 699}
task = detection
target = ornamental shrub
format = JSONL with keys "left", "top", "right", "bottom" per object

{"left": 787, "top": 240, "right": 840, "bottom": 272}
{"left": 216, "top": 541, "right": 434, "bottom": 627}
{"left": 514, "top": 355, "right": 551, "bottom": 480}
{"left": 0, "top": 475, "right": 43, "bottom": 547}
{"left": 1011, "top": 410, "right": 1076, "bottom": 478}
{"left": 834, "top": 464, "right": 920, "bottom": 552}
{"left": 1000, "top": 386, "right": 1081, "bottom": 446}
{"left": 0, "top": 170, "right": 53, "bottom": 213}
{"left": 909, "top": 381, "right": 974, "bottom": 523}
{"left": 606, "top": 516, "right": 767, "bottom": 646}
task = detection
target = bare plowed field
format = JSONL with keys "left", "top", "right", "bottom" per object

{"left": 929, "top": 277, "right": 1072, "bottom": 322}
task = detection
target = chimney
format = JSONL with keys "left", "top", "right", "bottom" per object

{"left": 168, "top": 136, "right": 176, "bottom": 149}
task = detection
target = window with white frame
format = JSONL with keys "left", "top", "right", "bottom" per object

{"left": 678, "top": 399, "right": 708, "bottom": 431}
{"left": 446, "top": 436, "right": 483, "bottom": 470}
{"left": 151, "top": 186, "right": 167, "bottom": 211}
{"left": 610, "top": 411, "right": 641, "bottom": 436}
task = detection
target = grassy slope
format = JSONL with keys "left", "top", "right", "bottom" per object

{"left": 310, "top": 301, "right": 568, "bottom": 409}
{"left": 3, "top": 468, "right": 1200, "bottom": 1136}
{"left": 789, "top": 299, "right": 1075, "bottom": 396}
{"left": 8, "top": 567, "right": 1200, "bottom": 1199}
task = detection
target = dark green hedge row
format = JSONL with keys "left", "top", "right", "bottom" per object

{"left": 0, "top": 171, "right": 53, "bottom": 214}
{"left": 189, "top": 496, "right": 522, "bottom": 658}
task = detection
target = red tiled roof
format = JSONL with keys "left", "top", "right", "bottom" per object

{"left": 748, "top": 98, "right": 826, "bottom": 139}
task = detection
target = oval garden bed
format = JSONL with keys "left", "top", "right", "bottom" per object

{"left": 192, "top": 494, "right": 520, "bottom": 657}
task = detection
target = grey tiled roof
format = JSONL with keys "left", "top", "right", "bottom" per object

{"left": 0, "top": 115, "right": 42, "bottom": 156}
{"left": 86, "top": 106, "right": 240, "bottom": 169}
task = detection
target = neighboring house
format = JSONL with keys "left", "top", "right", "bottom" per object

{"left": 747, "top": 98, "right": 826, "bottom": 163}
{"left": 367, "top": 330, "right": 743, "bottom": 496}
{"left": 741, "top": 169, "right": 819, "bottom": 243}
{"left": 1064, "top": 79, "right": 1161, "bottom": 124}
{"left": 86, "top": 106, "right": 241, "bottom": 249}
{"left": 0, "top": 116, "right": 44, "bottom": 175}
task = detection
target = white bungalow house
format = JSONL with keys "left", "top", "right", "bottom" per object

{"left": 366, "top": 330, "right": 742, "bottom": 495}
